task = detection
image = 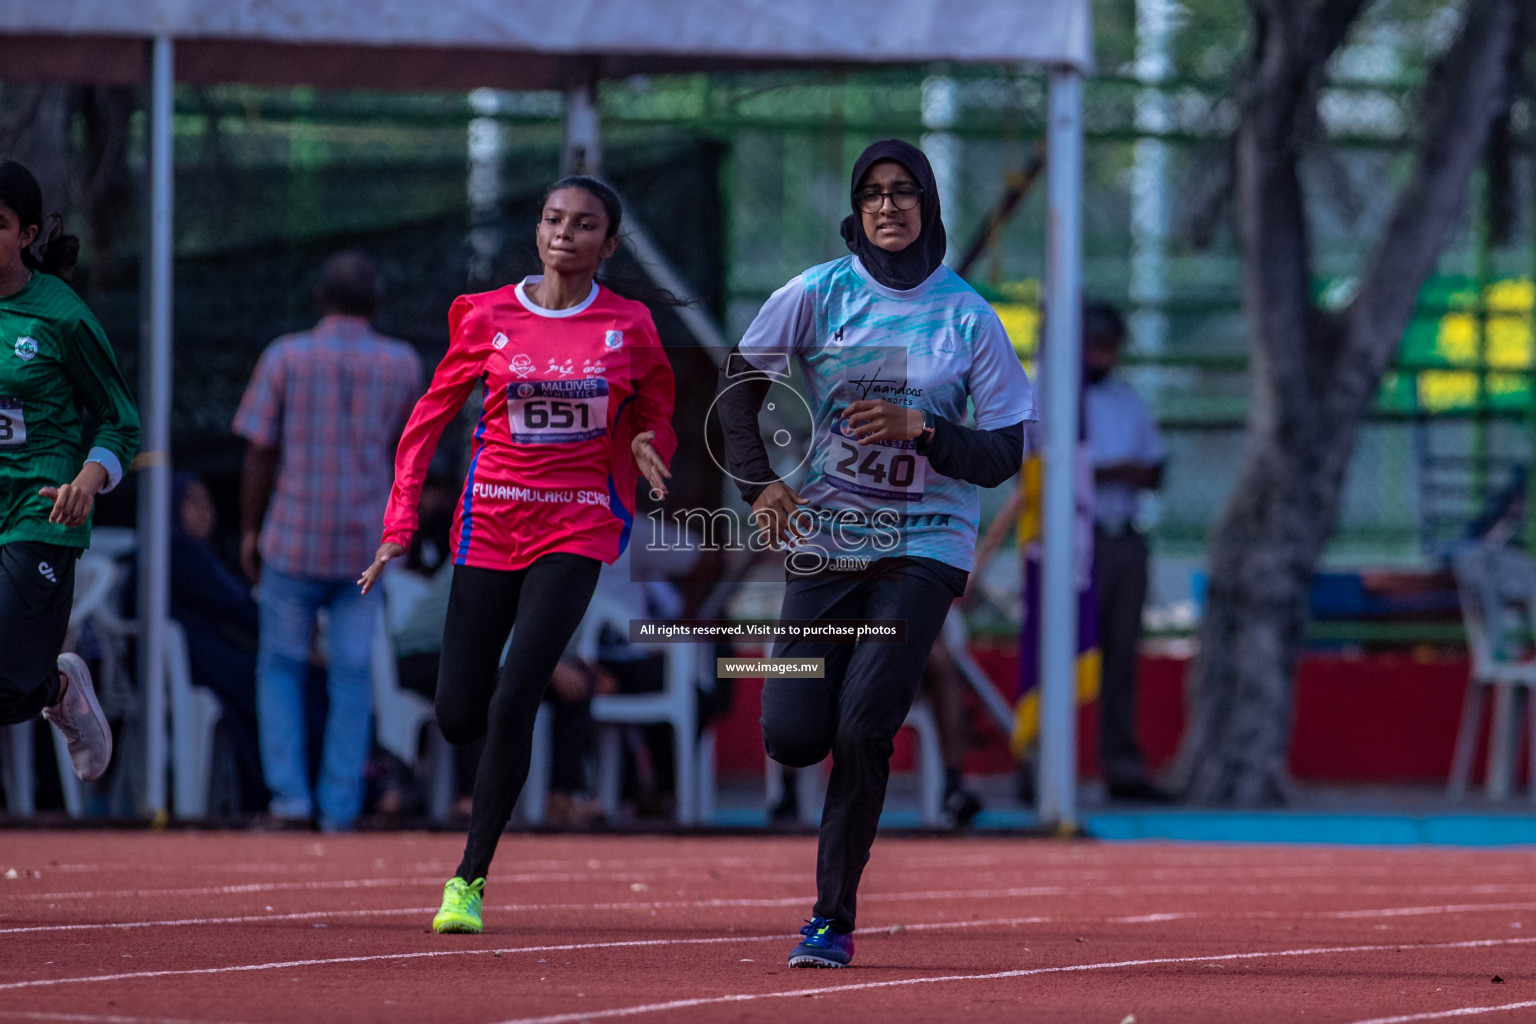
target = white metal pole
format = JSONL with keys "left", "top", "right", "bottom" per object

{"left": 562, "top": 77, "right": 600, "bottom": 177}
{"left": 1038, "top": 65, "right": 1085, "bottom": 832}
{"left": 920, "top": 71, "right": 959, "bottom": 259}
{"left": 138, "top": 35, "right": 174, "bottom": 818}
{"left": 1131, "top": 0, "right": 1174, "bottom": 360}
{"left": 466, "top": 88, "right": 509, "bottom": 288}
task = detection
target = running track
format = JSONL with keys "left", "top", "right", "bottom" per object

{"left": 1, "top": 832, "right": 1534, "bottom": 1023}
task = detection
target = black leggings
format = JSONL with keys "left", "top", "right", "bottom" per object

{"left": 761, "top": 556, "right": 965, "bottom": 933}
{"left": 436, "top": 553, "right": 601, "bottom": 882}
{"left": 0, "top": 541, "right": 74, "bottom": 725}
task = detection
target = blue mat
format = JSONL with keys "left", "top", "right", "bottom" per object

{"left": 714, "top": 807, "right": 1536, "bottom": 845}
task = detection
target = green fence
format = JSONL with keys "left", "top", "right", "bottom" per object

{"left": 7, "top": 3, "right": 1533, "bottom": 576}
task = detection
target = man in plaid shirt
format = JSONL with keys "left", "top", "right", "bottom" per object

{"left": 234, "top": 251, "right": 421, "bottom": 831}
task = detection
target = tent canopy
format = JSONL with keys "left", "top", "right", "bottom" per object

{"left": 0, "top": 0, "right": 1093, "bottom": 830}
{"left": 1, "top": 0, "right": 1093, "bottom": 89}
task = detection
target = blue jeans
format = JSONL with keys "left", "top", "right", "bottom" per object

{"left": 255, "top": 567, "right": 377, "bottom": 831}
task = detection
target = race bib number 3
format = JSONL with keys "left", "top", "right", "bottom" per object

{"left": 0, "top": 398, "right": 26, "bottom": 447}
{"left": 824, "top": 420, "right": 926, "bottom": 502}
{"left": 506, "top": 378, "right": 609, "bottom": 444}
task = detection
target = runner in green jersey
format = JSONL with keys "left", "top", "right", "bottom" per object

{"left": 0, "top": 159, "right": 139, "bottom": 783}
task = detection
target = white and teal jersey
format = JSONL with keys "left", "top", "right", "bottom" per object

{"left": 736, "top": 256, "right": 1035, "bottom": 571}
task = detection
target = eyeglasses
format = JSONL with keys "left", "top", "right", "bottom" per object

{"left": 854, "top": 186, "right": 924, "bottom": 215}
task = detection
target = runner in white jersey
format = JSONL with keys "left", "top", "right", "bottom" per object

{"left": 715, "top": 139, "right": 1035, "bottom": 968}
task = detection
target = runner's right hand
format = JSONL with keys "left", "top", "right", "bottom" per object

{"left": 750, "top": 481, "right": 810, "bottom": 550}
{"left": 358, "top": 542, "right": 406, "bottom": 595}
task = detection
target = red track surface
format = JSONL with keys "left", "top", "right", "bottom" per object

{"left": 2, "top": 831, "right": 1535, "bottom": 1023}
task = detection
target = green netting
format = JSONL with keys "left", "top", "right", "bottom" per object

{"left": 4, "top": 0, "right": 1531, "bottom": 560}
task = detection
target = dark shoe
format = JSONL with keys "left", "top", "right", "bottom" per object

{"left": 942, "top": 785, "right": 983, "bottom": 829}
{"left": 1013, "top": 759, "right": 1037, "bottom": 804}
{"left": 249, "top": 812, "right": 316, "bottom": 832}
{"left": 789, "top": 917, "right": 854, "bottom": 968}
{"left": 770, "top": 788, "right": 800, "bottom": 824}
{"left": 1106, "top": 778, "right": 1178, "bottom": 804}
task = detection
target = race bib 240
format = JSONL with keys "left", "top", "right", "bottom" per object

{"left": 823, "top": 417, "right": 926, "bottom": 502}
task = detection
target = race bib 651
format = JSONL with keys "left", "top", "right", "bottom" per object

{"left": 506, "top": 378, "right": 609, "bottom": 444}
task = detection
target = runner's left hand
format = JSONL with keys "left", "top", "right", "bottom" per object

{"left": 840, "top": 399, "right": 923, "bottom": 445}
{"left": 39, "top": 462, "right": 107, "bottom": 528}
{"left": 632, "top": 431, "right": 672, "bottom": 499}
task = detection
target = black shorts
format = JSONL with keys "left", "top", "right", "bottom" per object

{"left": 0, "top": 540, "right": 77, "bottom": 724}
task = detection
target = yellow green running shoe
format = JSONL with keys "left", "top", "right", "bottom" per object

{"left": 432, "top": 877, "right": 485, "bottom": 934}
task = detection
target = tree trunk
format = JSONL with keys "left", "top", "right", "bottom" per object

{"left": 1178, "top": 344, "right": 1365, "bottom": 804}
{"left": 1171, "top": 0, "right": 1526, "bottom": 805}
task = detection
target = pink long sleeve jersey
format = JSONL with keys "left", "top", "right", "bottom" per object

{"left": 383, "top": 277, "right": 677, "bottom": 571}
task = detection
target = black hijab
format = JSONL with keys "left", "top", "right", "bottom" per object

{"left": 839, "top": 139, "right": 947, "bottom": 291}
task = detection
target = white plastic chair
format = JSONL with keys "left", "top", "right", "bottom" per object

{"left": 583, "top": 590, "right": 714, "bottom": 825}
{"left": 369, "top": 569, "right": 457, "bottom": 821}
{"left": 79, "top": 570, "right": 210, "bottom": 819}
{"left": 166, "top": 619, "right": 224, "bottom": 819}
{"left": 75, "top": 553, "right": 209, "bottom": 820}
{"left": 591, "top": 639, "right": 709, "bottom": 825}
{"left": 1449, "top": 545, "right": 1536, "bottom": 802}
{"left": 0, "top": 721, "right": 76, "bottom": 817}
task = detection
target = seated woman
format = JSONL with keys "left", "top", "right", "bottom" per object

{"left": 169, "top": 472, "right": 267, "bottom": 816}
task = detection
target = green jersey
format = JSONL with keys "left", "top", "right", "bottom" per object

{"left": 0, "top": 272, "right": 140, "bottom": 548}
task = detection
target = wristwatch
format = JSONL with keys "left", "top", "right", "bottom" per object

{"left": 917, "top": 409, "right": 937, "bottom": 450}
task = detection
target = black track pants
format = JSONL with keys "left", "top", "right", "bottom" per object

{"left": 761, "top": 556, "right": 964, "bottom": 933}
{"left": 0, "top": 541, "right": 74, "bottom": 725}
{"left": 434, "top": 553, "right": 601, "bottom": 882}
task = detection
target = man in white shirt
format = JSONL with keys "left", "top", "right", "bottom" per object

{"left": 1084, "top": 304, "right": 1173, "bottom": 802}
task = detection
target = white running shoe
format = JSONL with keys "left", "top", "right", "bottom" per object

{"left": 41, "top": 653, "right": 113, "bottom": 781}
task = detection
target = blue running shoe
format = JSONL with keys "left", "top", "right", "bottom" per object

{"left": 788, "top": 917, "right": 854, "bottom": 968}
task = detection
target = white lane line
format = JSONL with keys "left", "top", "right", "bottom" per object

{"left": 13, "top": 877, "right": 1536, "bottom": 907}
{"left": 1109, "top": 902, "right": 1536, "bottom": 924}
{"left": 1327, "top": 904, "right": 1529, "bottom": 919}
{"left": 0, "top": 906, "right": 438, "bottom": 934}
{"left": 36, "top": 863, "right": 332, "bottom": 875}
{"left": 0, "top": 882, "right": 1067, "bottom": 912}
{"left": 18, "top": 865, "right": 1536, "bottom": 902}
{"left": 6, "top": 856, "right": 766, "bottom": 877}
{"left": 892, "top": 862, "right": 1515, "bottom": 882}
{"left": 6, "top": 891, "right": 1534, "bottom": 937}
{"left": 1349, "top": 1002, "right": 1536, "bottom": 1024}
{"left": 4, "top": 915, "right": 1533, "bottom": 999}
{"left": 0, "top": 933, "right": 793, "bottom": 992}
{"left": 0, "top": 871, "right": 664, "bottom": 902}
{"left": 0, "top": 1013, "right": 256, "bottom": 1024}
{"left": 0, "top": 894, "right": 1052, "bottom": 937}
{"left": 0, "top": 877, "right": 441, "bottom": 901}
{"left": 484, "top": 936, "right": 1536, "bottom": 1024}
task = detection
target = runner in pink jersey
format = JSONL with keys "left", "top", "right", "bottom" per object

{"left": 360, "top": 176, "right": 675, "bottom": 934}
{"left": 379, "top": 260, "right": 675, "bottom": 570}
